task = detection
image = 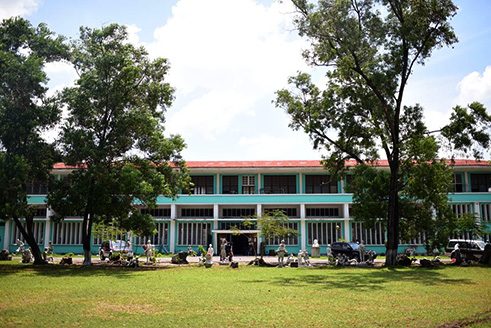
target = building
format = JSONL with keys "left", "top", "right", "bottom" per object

{"left": 1, "top": 160, "right": 491, "bottom": 256}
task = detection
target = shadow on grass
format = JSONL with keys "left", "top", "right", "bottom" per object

{"left": 264, "top": 267, "right": 476, "bottom": 291}
{"left": 0, "top": 263, "right": 171, "bottom": 279}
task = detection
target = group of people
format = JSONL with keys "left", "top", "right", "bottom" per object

{"left": 276, "top": 240, "right": 312, "bottom": 267}
{"left": 219, "top": 238, "right": 234, "bottom": 262}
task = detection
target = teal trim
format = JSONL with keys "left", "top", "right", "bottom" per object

{"left": 27, "top": 195, "right": 47, "bottom": 205}
{"left": 449, "top": 193, "right": 491, "bottom": 202}
{"left": 24, "top": 192, "right": 491, "bottom": 206}
{"left": 156, "top": 194, "right": 353, "bottom": 204}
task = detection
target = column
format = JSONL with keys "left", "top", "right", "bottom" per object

{"left": 298, "top": 173, "right": 303, "bottom": 194}
{"left": 213, "top": 204, "right": 219, "bottom": 253}
{"left": 300, "top": 203, "right": 306, "bottom": 250}
{"left": 256, "top": 204, "right": 262, "bottom": 244}
{"left": 475, "top": 202, "right": 481, "bottom": 223}
{"left": 340, "top": 178, "right": 345, "bottom": 193}
{"left": 3, "top": 219, "right": 10, "bottom": 249}
{"left": 44, "top": 207, "right": 52, "bottom": 248}
{"left": 257, "top": 174, "right": 261, "bottom": 194}
{"left": 343, "top": 203, "right": 350, "bottom": 241}
{"left": 169, "top": 204, "right": 176, "bottom": 253}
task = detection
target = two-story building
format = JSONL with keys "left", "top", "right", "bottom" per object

{"left": 2, "top": 160, "right": 490, "bottom": 255}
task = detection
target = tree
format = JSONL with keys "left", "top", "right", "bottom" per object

{"left": 275, "top": 0, "right": 491, "bottom": 265}
{"left": 48, "top": 24, "right": 190, "bottom": 265}
{"left": 258, "top": 210, "right": 297, "bottom": 258}
{"left": 0, "top": 17, "right": 67, "bottom": 264}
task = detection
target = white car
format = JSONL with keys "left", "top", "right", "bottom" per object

{"left": 99, "top": 240, "right": 132, "bottom": 260}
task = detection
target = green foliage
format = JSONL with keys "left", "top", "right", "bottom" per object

{"left": 48, "top": 24, "right": 191, "bottom": 263}
{"left": 258, "top": 210, "right": 297, "bottom": 241}
{"left": 441, "top": 102, "right": 491, "bottom": 159}
{"left": 0, "top": 17, "right": 67, "bottom": 264}
{"left": 454, "top": 213, "right": 485, "bottom": 240}
{"left": 275, "top": 1, "right": 489, "bottom": 264}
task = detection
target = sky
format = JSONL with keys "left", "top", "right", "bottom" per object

{"left": 1, "top": 0, "right": 490, "bottom": 161}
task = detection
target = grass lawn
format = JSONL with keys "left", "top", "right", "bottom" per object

{"left": 0, "top": 263, "right": 489, "bottom": 328}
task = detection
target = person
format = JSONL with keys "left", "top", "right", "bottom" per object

{"left": 220, "top": 238, "right": 227, "bottom": 262}
{"left": 227, "top": 242, "right": 234, "bottom": 262}
{"left": 16, "top": 239, "right": 25, "bottom": 253}
{"left": 358, "top": 240, "right": 365, "bottom": 263}
{"left": 207, "top": 244, "right": 214, "bottom": 256}
{"left": 144, "top": 240, "right": 153, "bottom": 263}
{"left": 248, "top": 237, "right": 255, "bottom": 256}
{"left": 277, "top": 240, "right": 287, "bottom": 267}
{"left": 126, "top": 240, "right": 133, "bottom": 259}
{"left": 46, "top": 241, "right": 53, "bottom": 255}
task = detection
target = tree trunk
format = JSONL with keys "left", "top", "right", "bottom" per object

{"left": 13, "top": 216, "right": 45, "bottom": 265}
{"left": 385, "top": 162, "right": 400, "bottom": 266}
{"left": 81, "top": 213, "right": 92, "bottom": 266}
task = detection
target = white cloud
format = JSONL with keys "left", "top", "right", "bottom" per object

{"left": 44, "top": 61, "right": 78, "bottom": 97}
{"left": 0, "top": 0, "right": 39, "bottom": 20}
{"left": 147, "top": 0, "right": 309, "bottom": 145}
{"left": 456, "top": 65, "right": 491, "bottom": 106}
{"left": 125, "top": 24, "right": 141, "bottom": 45}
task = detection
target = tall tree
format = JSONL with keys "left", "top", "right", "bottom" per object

{"left": 275, "top": 0, "right": 491, "bottom": 265}
{"left": 48, "top": 24, "right": 190, "bottom": 265}
{"left": 0, "top": 17, "right": 67, "bottom": 264}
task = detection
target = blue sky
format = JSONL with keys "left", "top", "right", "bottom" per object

{"left": 1, "top": 0, "right": 490, "bottom": 160}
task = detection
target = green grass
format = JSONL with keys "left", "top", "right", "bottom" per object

{"left": 0, "top": 263, "right": 490, "bottom": 327}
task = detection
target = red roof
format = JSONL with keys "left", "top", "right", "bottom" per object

{"left": 52, "top": 159, "right": 490, "bottom": 169}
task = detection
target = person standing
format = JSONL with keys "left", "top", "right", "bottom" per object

{"left": 277, "top": 240, "right": 287, "bottom": 267}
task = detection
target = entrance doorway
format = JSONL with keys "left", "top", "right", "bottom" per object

{"left": 217, "top": 233, "right": 257, "bottom": 256}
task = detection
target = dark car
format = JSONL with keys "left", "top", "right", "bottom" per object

{"left": 330, "top": 242, "right": 376, "bottom": 261}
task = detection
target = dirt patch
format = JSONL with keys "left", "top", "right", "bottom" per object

{"left": 438, "top": 311, "right": 491, "bottom": 328}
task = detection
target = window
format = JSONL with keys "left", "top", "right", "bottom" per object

{"left": 242, "top": 175, "right": 255, "bottom": 194}
{"left": 481, "top": 204, "right": 491, "bottom": 223}
{"left": 177, "top": 222, "right": 211, "bottom": 245}
{"left": 218, "top": 221, "right": 257, "bottom": 230}
{"left": 307, "top": 222, "right": 342, "bottom": 245}
{"left": 267, "top": 222, "right": 298, "bottom": 245}
{"left": 264, "top": 208, "right": 298, "bottom": 217}
{"left": 344, "top": 175, "right": 354, "bottom": 193}
{"left": 222, "top": 176, "right": 238, "bottom": 194}
{"left": 190, "top": 176, "right": 214, "bottom": 194}
{"left": 452, "top": 203, "right": 474, "bottom": 217}
{"left": 141, "top": 208, "right": 171, "bottom": 217}
{"left": 136, "top": 222, "right": 169, "bottom": 246}
{"left": 452, "top": 174, "right": 464, "bottom": 192}
{"left": 400, "top": 232, "right": 426, "bottom": 245}
{"left": 53, "top": 221, "right": 82, "bottom": 245}
{"left": 33, "top": 208, "right": 47, "bottom": 217}
{"left": 222, "top": 208, "right": 256, "bottom": 218}
{"left": 305, "top": 175, "right": 338, "bottom": 193}
{"left": 26, "top": 180, "right": 48, "bottom": 194}
{"left": 11, "top": 221, "right": 45, "bottom": 244}
{"left": 181, "top": 208, "right": 213, "bottom": 217}
{"left": 351, "top": 222, "right": 386, "bottom": 245}
{"left": 262, "top": 175, "right": 296, "bottom": 194}
{"left": 306, "top": 208, "right": 340, "bottom": 217}
{"left": 470, "top": 174, "right": 491, "bottom": 192}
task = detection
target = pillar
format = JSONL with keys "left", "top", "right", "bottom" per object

{"left": 300, "top": 203, "right": 306, "bottom": 250}
{"left": 343, "top": 203, "right": 350, "bottom": 241}
{"left": 169, "top": 204, "right": 176, "bottom": 253}
{"left": 3, "top": 219, "right": 10, "bottom": 249}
